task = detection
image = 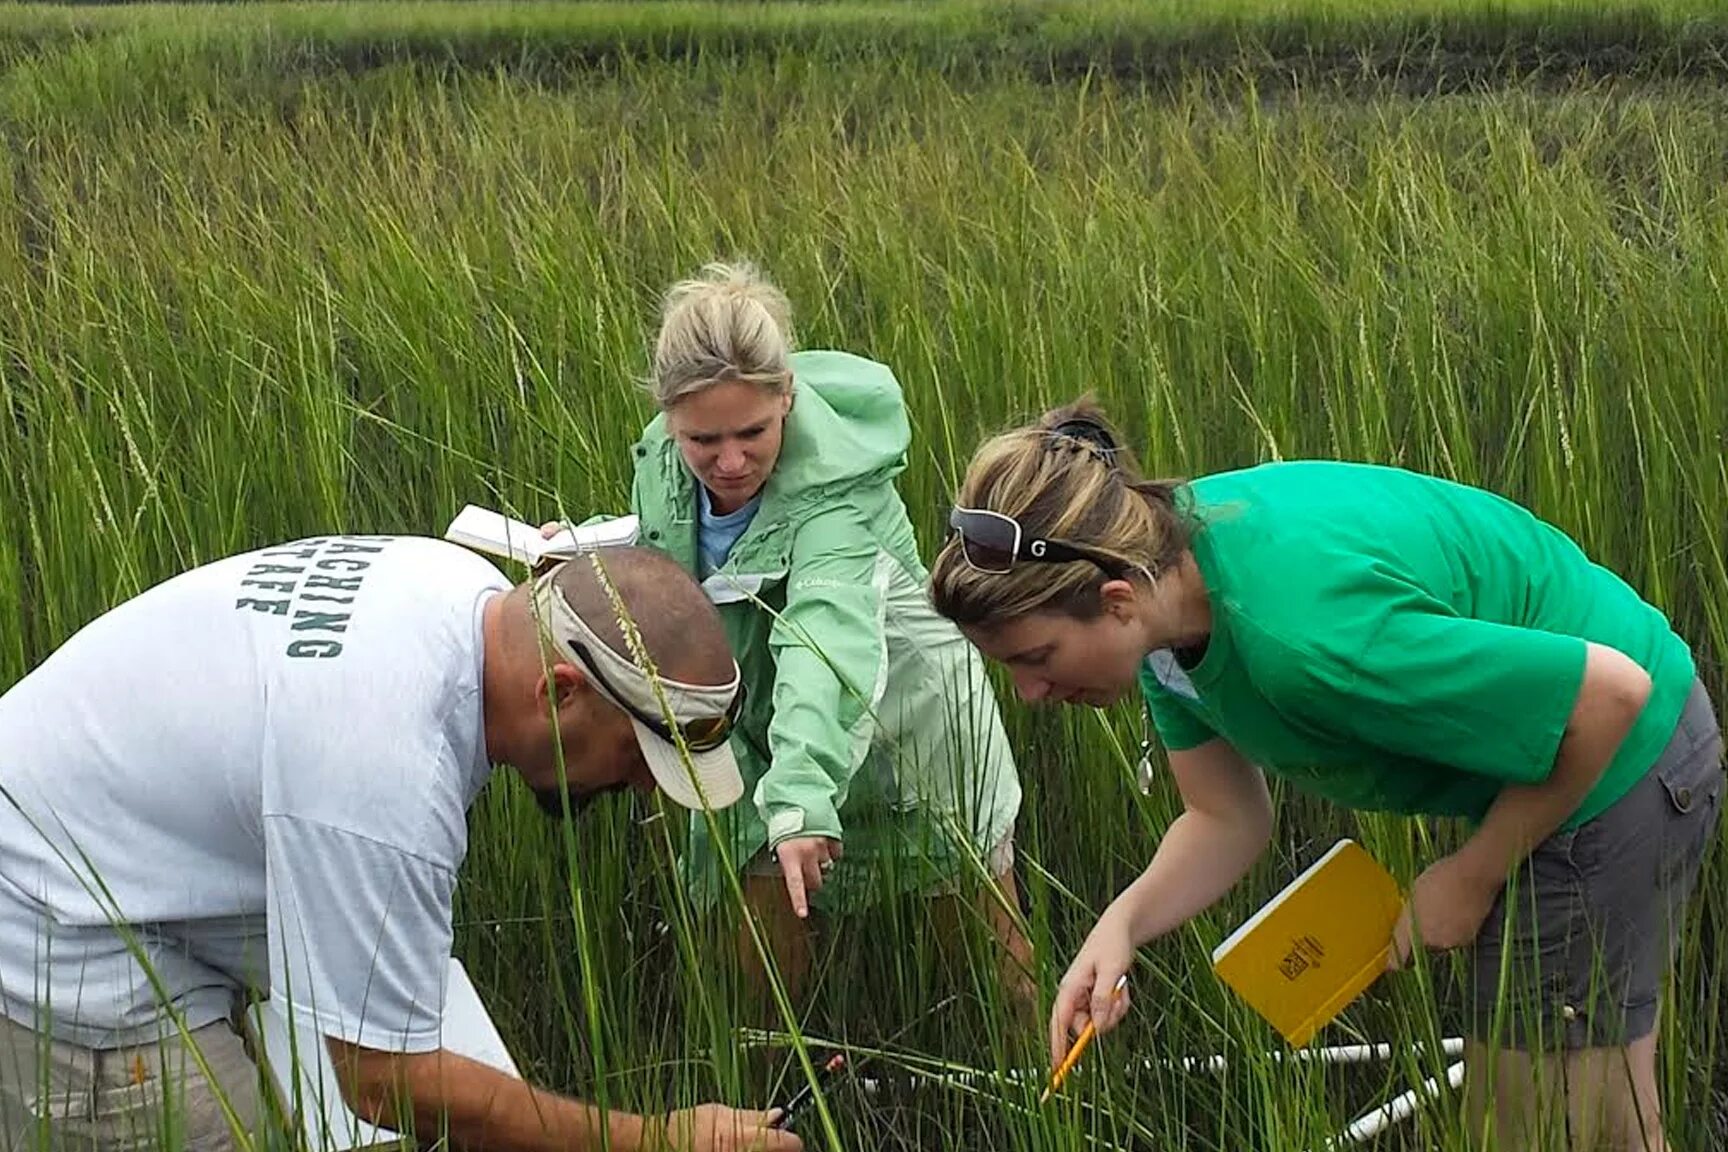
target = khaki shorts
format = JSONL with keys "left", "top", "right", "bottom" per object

{"left": 1468, "top": 677, "right": 1724, "bottom": 1050}
{"left": 0, "top": 1007, "right": 262, "bottom": 1152}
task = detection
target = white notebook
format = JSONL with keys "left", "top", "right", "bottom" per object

{"left": 444, "top": 504, "right": 639, "bottom": 567}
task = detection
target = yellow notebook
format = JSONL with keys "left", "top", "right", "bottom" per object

{"left": 1211, "top": 839, "right": 1404, "bottom": 1048}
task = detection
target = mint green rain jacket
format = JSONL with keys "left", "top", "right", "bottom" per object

{"left": 628, "top": 350, "right": 1022, "bottom": 912}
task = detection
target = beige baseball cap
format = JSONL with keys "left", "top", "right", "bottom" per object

{"left": 531, "top": 562, "right": 745, "bottom": 811}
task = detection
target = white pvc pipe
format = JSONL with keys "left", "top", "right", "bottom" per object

{"left": 845, "top": 1037, "right": 1467, "bottom": 1092}
{"left": 1174, "top": 1037, "right": 1466, "bottom": 1075}
{"left": 1326, "top": 1059, "right": 1466, "bottom": 1148}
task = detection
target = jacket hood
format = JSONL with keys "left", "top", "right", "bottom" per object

{"left": 636, "top": 349, "right": 910, "bottom": 515}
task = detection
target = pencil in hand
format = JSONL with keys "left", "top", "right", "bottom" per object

{"left": 1041, "top": 973, "right": 1128, "bottom": 1105}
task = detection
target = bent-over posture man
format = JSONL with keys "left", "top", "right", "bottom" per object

{"left": 0, "top": 536, "right": 801, "bottom": 1152}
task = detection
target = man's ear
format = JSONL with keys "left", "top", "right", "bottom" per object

{"left": 538, "top": 662, "right": 589, "bottom": 713}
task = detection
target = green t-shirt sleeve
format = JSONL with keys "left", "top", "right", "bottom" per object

{"left": 1139, "top": 665, "right": 1218, "bottom": 752}
{"left": 1281, "top": 607, "right": 1588, "bottom": 786}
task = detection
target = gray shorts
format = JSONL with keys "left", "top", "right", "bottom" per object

{"left": 1468, "top": 676, "right": 1724, "bottom": 1051}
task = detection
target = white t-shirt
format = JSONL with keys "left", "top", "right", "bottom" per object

{"left": 0, "top": 535, "right": 510, "bottom": 1051}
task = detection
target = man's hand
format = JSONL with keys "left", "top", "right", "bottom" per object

{"left": 662, "top": 1104, "right": 803, "bottom": 1151}
{"left": 1388, "top": 852, "right": 1502, "bottom": 970}
{"left": 773, "top": 836, "right": 841, "bottom": 919}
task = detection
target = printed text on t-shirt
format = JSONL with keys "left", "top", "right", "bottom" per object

{"left": 232, "top": 536, "right": 396, "bottom": 658}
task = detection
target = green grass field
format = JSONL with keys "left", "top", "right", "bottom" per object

{"left": 0, "top": 3, "right": 1723, "bottom": 1149}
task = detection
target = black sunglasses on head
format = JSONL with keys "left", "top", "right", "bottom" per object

{"left": 1049, "top": 417, "right": 1120, "bottom": 460}
{"left": 947, "top": 506, "right": 1128, "bottom": 577}
{"left": 564, "top": 639, "right": 745, "bottom": 753}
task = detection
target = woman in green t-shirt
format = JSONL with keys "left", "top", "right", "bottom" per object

{"left": 928, "top": 398, "right": 1722, "bottom": 1150}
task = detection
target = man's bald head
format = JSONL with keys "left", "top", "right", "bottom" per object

{"left": 483, "top": 544, "right": 742, "bottom": 815}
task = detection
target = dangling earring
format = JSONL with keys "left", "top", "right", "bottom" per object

{"left": 1138, "top": 714, "right": 1156, "bottom": 796}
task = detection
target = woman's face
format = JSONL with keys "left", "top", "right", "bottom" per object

{"left": 960, "top": 602, "right": 1149, "bottom": 708}
{"left": 666, "top": 380, "right": 793, "bottom": 512}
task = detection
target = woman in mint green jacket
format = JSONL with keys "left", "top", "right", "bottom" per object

{"left": 573, "top": 261, "right": 1028, "bottom": 1008}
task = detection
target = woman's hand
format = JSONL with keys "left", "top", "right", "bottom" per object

{"left": 1048, "top": 912, "right": 1136, "bottom": 1066}
{"left": 772, "top": 836, "right": 842, "bottom": 919}
{"left": 531, "top": 520, "right": 567, "bottom": 576}
{"left": 1388, "top": 852, "right": 1501, "bottom": 969}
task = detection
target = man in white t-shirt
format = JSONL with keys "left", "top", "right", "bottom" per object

{"left": 0, "top": 536, "right": 802, "bottom": 1152}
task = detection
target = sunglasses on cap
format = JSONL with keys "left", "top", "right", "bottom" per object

{"left": 947, "top": 506, "right": 1129, "bottom": 577}
{"left": 563, "top": 638, "right": 746, "bottom": 753}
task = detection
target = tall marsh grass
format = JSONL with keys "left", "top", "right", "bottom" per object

{"left": 0, "top": 8, "right": 1722, "bottom": 1149}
